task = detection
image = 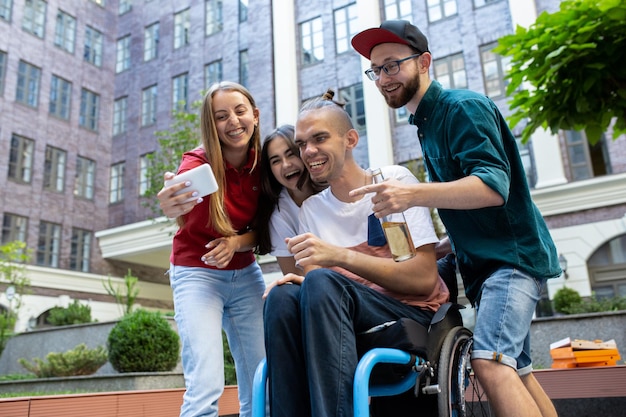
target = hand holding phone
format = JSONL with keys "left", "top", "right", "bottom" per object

{"left": 164, "top": 164, "right": 218, "bottom": 202}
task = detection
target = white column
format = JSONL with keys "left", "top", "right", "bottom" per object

{"left": 508, "top": 0, "right": 567, "bottom": 188}
{"left": 272, "top": 1, "right": 299, "bottom": 126}
{"left": 356, "top": 0, "right": 395, "bottom": 168}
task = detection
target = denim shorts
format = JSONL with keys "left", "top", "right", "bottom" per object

{"left": 471, "top": 267, "right": 545, "bottom": 376}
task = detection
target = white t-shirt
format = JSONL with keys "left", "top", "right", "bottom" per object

{"left": 269, "top": 188, "right": 300, "bottom": 257}
{"left": 298, "top": 165, "right": 448, "bottom": 310}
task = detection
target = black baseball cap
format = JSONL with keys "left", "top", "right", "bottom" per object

{"left": 351, "top": 20, "right": 429, "bottom": 60}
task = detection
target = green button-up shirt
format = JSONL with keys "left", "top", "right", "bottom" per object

{"left": 410, "top": 80, "right": 561, "bottom": 303}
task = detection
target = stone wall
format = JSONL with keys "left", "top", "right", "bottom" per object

{"left": 0, "top": 318, "right": 181, "bottom": 376}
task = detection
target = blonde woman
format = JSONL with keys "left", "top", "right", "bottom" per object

{"left": 158, "top": 81, "right": 265, "bottom": 417}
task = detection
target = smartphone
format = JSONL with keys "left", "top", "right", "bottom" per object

{"left": 164, "top": 164, "right": 218, "bottom": 201}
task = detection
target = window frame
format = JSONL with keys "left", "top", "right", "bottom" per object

{"left": 43, "top": 145, "right": 67, "bottom": 193}
{"left": 113, "top": 96, "right": 128, "bottom": 136}
{"left": 174, "top": 8, "right": 190, "bottom": 49}
{"left": 383, "top": 0, "right": 412, "bottom": 21}
{"left": 300, "top": 17, "right": 324, "bottom": 66}
{"left": 433, "top": 53, "right": 467, "bottom": 90}
{"left": 22, "top": 0, "right": 46, "bottom": 38}
{"left": 79, "top": 88, "right": 100, "bottom": 131}
{"left": 143, "top": 22, "right": 159, "bottom": 62}
{"left": 109, "top": 162, "right": 126, "bottom": 204}
{"left": 69, "top": 228, "right": 92, "bottom": 272}
{"left": 339, "top": 83, "right": 366, "bottom": 134}
{"left": 205, "top": 0, "right": 223, "bottom": 36}
{"left": 49, "top": 74, "right": 72, "bottom": 120}
{"left": 172, "top": 72, "right": 189, "bottom": 113}
{"left": 8, "top": 134, "right": 34, "bottom": 184}
{"left": 84, "top": 25, "right": 103, "bottom": 67}
{"left": 333, "top": 3, "right": 358, "bottom": 55}
{"left": 479, "top": 42, "right": 510, "bottom": 98}
{"left": 141, "top": 84, "right": 158, "bottom": 126}
{"left": 16, "top": 60, "right": 41, "bottom": 108}
{"left": 36, "top": 221, "right": 61, "bottom": 268}
{"left": 54, "top": 9, "right": 76, "bottom": 54}
{"left": 204, "top": 60, "right": 223, "bottom": 89}
{"left": 74, "top": 155, "right": 96, "bottom": 200}
{"left": 1, "top": 213, "right": 28, "bottom": 245}
{"left": 427, "top": 0, "right": 457, "bottom": 23}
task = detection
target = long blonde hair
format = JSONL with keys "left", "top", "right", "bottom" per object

{"left": 199, "top": 81, "right": 261, "bottom": 236}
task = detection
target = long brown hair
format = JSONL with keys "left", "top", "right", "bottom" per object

{"left": 199, "top": 81, "right": 261, "bottom": 236}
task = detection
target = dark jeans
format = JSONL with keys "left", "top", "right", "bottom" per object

{"left": 263, "top": 269, "right": 435, "bottom": 417}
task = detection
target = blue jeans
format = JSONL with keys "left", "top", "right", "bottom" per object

{"left": 471, "top": 267, "right": 545, "bottom": 376}
{"left": 170, "top": 262, "right": 266, "bottom": 417}
{"left": 263, "top": 269, "right": 434, "bottom": 417}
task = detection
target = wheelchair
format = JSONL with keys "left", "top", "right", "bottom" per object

{"left": 252, "top": 254, "right": 491, "bottom": 417}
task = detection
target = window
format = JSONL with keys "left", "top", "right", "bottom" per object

{"left": 427, "top": 0, "right": 457, "bottom": 22}
{"left": 37, "top": 221, "right": 61, "bottom": 268}
{"left": 89, "top": 0, "right": 105, "bottom": 5}
{"left": 205, "top": 0, "right": 223, "bottom": 36}
{"left": 54, "top": 10, "right": 76, "bottom": 53}
{"left": 118, "top": 0, "right": 132, "bottom": 15}
{"left": 49, "top": 75, "right": 72, "bottom": 120}
{"left": 339, "top": 83, "right": 366, "bottom": 133}
{"left": 139, "top": 153, "right": 152, "bottom": 196}
{"left": 334, "top": 4, "right": 358, "bottom": 55}
{"left": 16, "top": 60, "right": 41, "bottom": 108}
{"left": 74, "top": 156, "right": 95, "bottom": 199}
{"left": 434, "top": 53, "right": 467, "bottom": 89}
{"left": 84, "top": 26, "right": 103, "bottom": 67}
{"left": 79, "top": 88, "right": 100, "bottom": 131}
{"left": 239, "top": 50, "right": 248, "bottom": 89}
{"left": 239, "top": 0, "right": 248, "bottom": 23}
{"left": 174, "top": 9, "right": 190, "bottom": 49}
{"left": 384, "top": 0, "right": 412, "bottom": 20}
{"left": 516, "top": 138, "right": 536, "bottom": 188}
{"left": 480, "top": 43, "right": 510, "bottom": 98}
{"left": 144, "top": 22, "right": 159, "bottom": 61}
{"left": 113, "top": 96, "right": 127, "bottom": 135}
{"left": 0, "top": 0, "right": 12, "bottom": 21}
{"left": 300, "top": 17, "right": 324, "bottom": 66}
{"left": 8, "top": 134, "right": 34, "bottom": 183}
{"left": 563, "top": 130, "right": 611, "bottom": 182}
{"left": 0, "top": 50, "right": 6, "bottom": 96}
{"left": 395, "top": 106, "right": 409, "bottom": 124}
{"left": 22, "top": 0, "right": 46, "bottom": 38}
{"left": 116, "top": 35, "right": 131, "bottom": 73}
{"left": 1, "top": 213, "right": 28, "bottom": 245}
{"left": 141, "top": 84, "right": 157, "bottom": 126}
{"left": 172, "top": 73, "right": 188, "bottom": 112}
{"left": 474, "top": 0, "right": 500, "bottom": 8}
{"left": 205, "top": 60, "right": 222, "bottom": 88}
{"left": 588, "top": 234, "right": 626, "bottom": 299}
{"left": 43, "top": 146, "right": 66, "bottom": 192}
{"left": 109, "top": 162, "right": 125, "bottom": 203}
{"left": 70, "top": 228, "right": 92, "bottom": 272}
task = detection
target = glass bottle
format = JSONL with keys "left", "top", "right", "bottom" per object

{"left": 371, "top": 168, "right": 416, "bottom": 262}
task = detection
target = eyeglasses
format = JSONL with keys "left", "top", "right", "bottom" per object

{"left": 364, "top": 53, "right": 422, "bottom": 81}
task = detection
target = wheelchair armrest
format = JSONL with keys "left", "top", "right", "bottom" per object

{"left": 426, "top": 302, "right": 464, "bottom": 363}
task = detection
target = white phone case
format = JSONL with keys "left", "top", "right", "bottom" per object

{"left": 164, "top": 164, "right": 218, "bottom": 201}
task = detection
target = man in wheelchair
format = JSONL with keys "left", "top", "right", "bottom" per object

{"left": 262, "top": 91, "right": 451, "bottom": 417}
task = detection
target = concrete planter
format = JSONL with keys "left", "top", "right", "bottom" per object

{"left": 530, "top": 310, "right": 626, "bottom": 369}
{"left": 0, "top": 318, "right": 181, "bottom": 376}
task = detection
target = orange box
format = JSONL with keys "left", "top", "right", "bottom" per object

{"left": 550, "top": 347, "right": 621, "bottom": 369}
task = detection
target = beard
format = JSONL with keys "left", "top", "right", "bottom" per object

{"left": 382, "top": 76, "right": 420, "bottom": 109}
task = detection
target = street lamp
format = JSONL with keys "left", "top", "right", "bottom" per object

{"left": 558, "top": 253, "right": 568, "bottom": 279}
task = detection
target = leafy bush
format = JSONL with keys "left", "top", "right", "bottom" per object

{"left": 18, "top": 343, "right": 107, "bottom": 378}
{"left": 107, "top": 309, "right": 180, "bottom": 372}
{"left": 553, "top": 286, "right": 626, "bottom": 314}
{"left": 46, "top": 300, "right": 93, "bottom": 326}
{"left": 553, "top": 287, "right": 583, "bottom": 314}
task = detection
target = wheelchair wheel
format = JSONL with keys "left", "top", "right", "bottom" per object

{"left": 437, "top": 326, "right": 491, "bottom": 417}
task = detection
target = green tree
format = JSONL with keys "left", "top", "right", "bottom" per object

{"left": 494, "top": 0, "right": 626, "bottom": 144}
{"left": 0, "top": 241, "right": 31, "bottom": 355}
{"left": 142, "top": 98, "right": 204, "bottom": 216}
